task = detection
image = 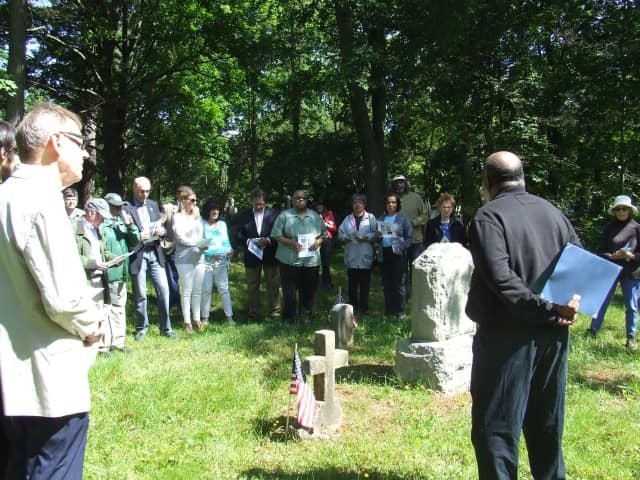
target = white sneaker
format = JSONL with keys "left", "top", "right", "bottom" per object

{"left": 226, "top": 316, "right": 236, "bottom": 326}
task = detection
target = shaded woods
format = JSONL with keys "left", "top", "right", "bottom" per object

{"left": 2, "top": 0, "right": 639, "bottom": 244}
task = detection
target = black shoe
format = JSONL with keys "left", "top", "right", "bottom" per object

{"left": 586, "top": 328, "right": 597, "bottom": 338}
{"left": 161, "top": 331, "right": 179, "bottom": 340}
{"left": 98, "top": 350, "right": 114, "bottom": 358}
{"left": 626, "top": 336, "right": 637, "bottom": 351}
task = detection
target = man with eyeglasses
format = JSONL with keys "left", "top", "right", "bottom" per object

{"left": 123, "top": 176, "right": 178, "bottom": 340}
{"left": 271, "top": 189, "right": 327, "bottom": 322}
{"left": 0, "top": 103, "right": 103, "bottom": 478}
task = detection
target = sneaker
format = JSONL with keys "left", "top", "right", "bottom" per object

{"left": 162, "top": 330, "right": 179, "bottom": 340}
{"left": 626, "top": 336, "right": 637, "bottom": 351}
{"left": 226, "top": 316, "right": 236, "bottom": 326}
{"left": 183, "top": 323, "right": 194, "bottom": 334}
{"left": 98, "top": 350, "right": 114, "bottom": 358}
{"left": 396, "top": 313, "right": 407, "bottom": 321}
{"left": 111, "top": 346, "right": 133, "bottom": 354}
{"left": 134, "top": 330, "right": 147, "bottom": 342}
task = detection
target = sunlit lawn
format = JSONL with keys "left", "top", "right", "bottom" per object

{"left": 85, "top": 250, "right": 640, "bottom": 479}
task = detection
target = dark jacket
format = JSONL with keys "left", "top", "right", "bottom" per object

{"left": 423, "top": 216, "right": 467, "bottom": 248}
{"left": 123, "top": 198, "right": 165, "bottom": 274}
{"left": 235, "top": 207, "right": 279, "bottom": 267}
{"left": 597, "top": 218, "right": 640, "bottom": 280}
{"left": 466, "top": 185, "right": 580, "bottom": 330}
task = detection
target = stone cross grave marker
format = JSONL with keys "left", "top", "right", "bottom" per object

{"left": 303, "top": 329, "right": 349, "bottom": 432}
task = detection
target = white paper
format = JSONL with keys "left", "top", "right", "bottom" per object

{"left": 248, "top": 238, "right": 264, "bottom": 260}
{"left": 104, "top": 250, "right": 135, "bottom": 268}
{"left": 297, "top": 233, "right": 316, "bottom": 258}
{"left": 377, "top": 222, "right": 398, "bottom": 238}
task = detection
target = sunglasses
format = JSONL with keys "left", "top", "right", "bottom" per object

{"left": 613, "top": 206, "right": 630, "bottom": 212}
{"left": 58, "top": 131, "right": 90, "bottom": 151}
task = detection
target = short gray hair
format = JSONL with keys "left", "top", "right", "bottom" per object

{"left": 351, "top": 193, "right": 367, "bottom": 206}
{"left": 16, "top": 103, "right": 81, "bottom": 163}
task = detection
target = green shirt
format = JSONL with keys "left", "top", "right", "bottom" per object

{"left": 272, "top": 208, "right": 327, "bottom": 267}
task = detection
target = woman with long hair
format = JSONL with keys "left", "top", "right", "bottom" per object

{"left": 172, "top": 187, "right": 207, "bottom": 333}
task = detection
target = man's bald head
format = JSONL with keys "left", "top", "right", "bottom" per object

{"left": 482, "top": 151, "right": 525, "bottom": 200}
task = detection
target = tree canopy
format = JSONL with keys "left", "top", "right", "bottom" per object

{"left": 1, "top": 0, "right": 639, "bottom": 246}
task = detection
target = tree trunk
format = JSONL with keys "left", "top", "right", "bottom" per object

{"left": 335, "top": 1, "right": 386, "bottom": 214}
{"left": 7, "top": 0, "right": 27, "bottom": 124}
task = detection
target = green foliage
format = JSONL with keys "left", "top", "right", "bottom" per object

{"left": 3, "top": 0, "right": 640, "bottom": 224}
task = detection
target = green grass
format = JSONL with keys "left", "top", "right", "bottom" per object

{"left": 85, "top": 253, "right": 640, "bottom": 479}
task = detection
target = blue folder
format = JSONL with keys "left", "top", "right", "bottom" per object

{"left": 540, "top": 243, "right": 622, "bottom": 317}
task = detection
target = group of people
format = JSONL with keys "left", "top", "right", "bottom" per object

{"left": 0, "top": 102, "right": 637, "bottom": 480}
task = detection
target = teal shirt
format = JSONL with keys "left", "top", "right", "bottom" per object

{"left": 272, "top": 208, "right": 327, "bottom": 267}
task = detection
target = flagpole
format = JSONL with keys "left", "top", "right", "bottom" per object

{"left": 285, "top": 342, "right": 297, "bottom": 434}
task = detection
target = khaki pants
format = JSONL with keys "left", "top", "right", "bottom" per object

{"left": 101, "top": 281, "right": 127, "bottom": 350}
{"left": 246, "top": 264, "right": 281, "bottom": 317}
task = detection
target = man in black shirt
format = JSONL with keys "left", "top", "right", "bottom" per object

{"left": 466, "top": 151, "right": 580, "bottom": 480}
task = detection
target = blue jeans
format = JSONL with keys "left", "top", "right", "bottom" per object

{"left": 132, "top": 250, "right": 172, "bottom": 334}
{"left": 590, "top": 277, "right": 639, "bottom": 337}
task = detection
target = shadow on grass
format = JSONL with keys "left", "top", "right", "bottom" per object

{"left": 337, "top": 363, "right": 398, "bottom": 386}
{"left": 252, "top": 415, "right": 303, "bottom": 442}
{"left": 571, "top": 369, "right": 639, "bottom": 396}
{"left": 242, "top": 468, "right": 407, "bottom": 480}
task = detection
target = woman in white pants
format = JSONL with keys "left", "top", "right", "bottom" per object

{"left": 172, "top": 187, "right": 207, "bottom": 333}
{"left": 200, "top": 197, "right": 235, "bottom": 325}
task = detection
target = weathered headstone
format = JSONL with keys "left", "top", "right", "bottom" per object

{"left": 395, "top": 242, "right": 475, "bottom": 394}
{"left": 303, "top": 329, "right": 349, "bottom": 433}
{"left": 329, "top": 303, "right": 354, "bottom": 348}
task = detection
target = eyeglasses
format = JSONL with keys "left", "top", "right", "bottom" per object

{"left": 613, "top": 206, "right": 629, "bottom": 212}
{"left": 188, "top": 198, "right": 197, "bottom": 203}
{"left": 58, "top": 131, "right": 89, "bottom": 151}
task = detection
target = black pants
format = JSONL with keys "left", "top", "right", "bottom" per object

{"left": 279, "top": 262, "right": 319, "bottom": 320}
{"left": 380, "top": 247, "right": 406, "bottom": 315}
{"left": 165, "top": 251, "right": 180, "bottom": 309}
{"left": 319, "top": 239, "right": 333, "bottom": 287}
{"left": 347, "top": 268, "right": 372, "bottom": 313}
{"left": 1, "top": 378, "right": 89, "bottom": 480}
{"left": 471, "top": 326, "right": 568, "bottom": 480}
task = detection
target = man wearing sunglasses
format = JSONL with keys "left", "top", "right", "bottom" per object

{"left": 123, "top": 176, "right": 178, "bottom": 341}
{"left": 0, "top": 103, "right": 103, "bottom": 479}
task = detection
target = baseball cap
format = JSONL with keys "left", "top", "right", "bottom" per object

{"left": 104, "top": 192, "right": 124, "bottom": 207}
{"left": 392, "top": 175, "right": 407, "bottom": 182}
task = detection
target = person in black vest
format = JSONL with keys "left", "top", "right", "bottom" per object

{"left": 235, "top": 189, "right": 281, "bottom": 320}
{"left": 466, "top": 151, "right": 581, "bottom": 480}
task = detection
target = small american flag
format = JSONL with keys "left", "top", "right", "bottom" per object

{"left": 289, "top": 348, "right": 316, "bottom": 429}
